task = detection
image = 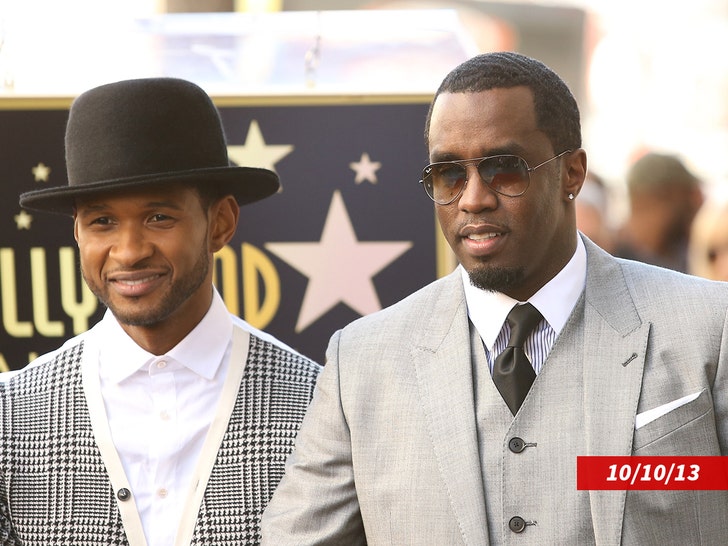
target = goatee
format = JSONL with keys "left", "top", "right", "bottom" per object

{"left": 467, "top": 265, "right": 525, "bottom": 294}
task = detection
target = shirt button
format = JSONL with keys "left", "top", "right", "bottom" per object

{"left": 156, "top": 360, "right": 167, "bottom": 369}
{"left": 508, "top": 437, "right": 526, "bottom": 453}
{"left": 117, "top": 488, "right": 132, "bottom": 501}
{"left": 509, "top": 516, "right": 527, "bottom": 533}
{"left": 160, "top": 410, "right": 170, "bottom": 421}
{"left": 157, "top": 488, "right": 168, "bottom": 498}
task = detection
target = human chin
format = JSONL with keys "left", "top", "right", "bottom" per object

{"left": 466, "top": 264, "right": 525, "bottom": 294}
{"left": 104, "top": 276, "right": 203, "bottom": 327}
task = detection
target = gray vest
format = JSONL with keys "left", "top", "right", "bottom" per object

{"left": 471, "top": 297, "right": 596, "bottom": 544}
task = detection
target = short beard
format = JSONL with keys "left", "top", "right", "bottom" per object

{"left": 83, "top": 244, "right": 210, "bottom": 328}
{"left": 467, "top": 264, "right": 525, "bottom": 294}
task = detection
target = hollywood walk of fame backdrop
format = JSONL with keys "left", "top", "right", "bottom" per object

{"left": 0, "top": 97, "right": 452, "bottom": 370}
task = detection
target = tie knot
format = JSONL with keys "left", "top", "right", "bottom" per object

{"left": 505, "top": 303, "right": 543, "bottom": 348}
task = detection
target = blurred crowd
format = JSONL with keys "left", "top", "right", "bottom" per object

{"left": 576, "top": 151, "right": 728, "bottom": 282}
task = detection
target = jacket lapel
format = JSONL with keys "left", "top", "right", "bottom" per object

{"left": 82, "top": 334, "right": 148, "bottom": 546}
{"left": 581, "top": 238, "right": 649, "bottom": 545}
{"left": 411, "top": 271, "right": 489, "bottom": 545}
{"left": 175, "top": 325, "right": 250, "bottom": 545}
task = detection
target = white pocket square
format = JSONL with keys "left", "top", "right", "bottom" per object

{"left": 635, "top": 390, "right": 703, "bottom": 430}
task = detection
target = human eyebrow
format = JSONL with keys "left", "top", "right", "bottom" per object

{"left": 74, "top": 203, "right": 111, "bottom": 217}
{"left": 430, "top": 144, "right": 529, "bottom": 163}
{"left": 144, "top": 200, "right": 184, "bottom": 211}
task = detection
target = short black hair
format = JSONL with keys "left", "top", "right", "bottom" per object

{"left": 424, "top": 51, "right": 581, "bottom": 154}
{"left": 194, "top": 183, "right": 226, "bottom": 209}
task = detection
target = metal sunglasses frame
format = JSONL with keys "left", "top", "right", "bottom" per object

{"left": 420, "top": 149, "right": 572, "bottom": 205}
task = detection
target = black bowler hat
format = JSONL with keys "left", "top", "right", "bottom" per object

{"left": 19, "top": 77, "right": 279, "bottom": 214}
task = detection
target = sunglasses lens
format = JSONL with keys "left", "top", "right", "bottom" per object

{"left": 478, "top": 156, "right": 529, "bottom": 196}
{"left": 423, "top": 163, "right": 467, "bottom": 204}
{"left": 422, "top": 155, "right": 531, "bottom": 203}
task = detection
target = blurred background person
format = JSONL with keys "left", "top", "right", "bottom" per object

{"left": 575, "top": 170, "right": 616, "bottom": 253}
{"left": 614, "top": 151, "right": 704, "bottom": 272}
{"left": 688, "top": 196, "right": 728, "bottom": 281}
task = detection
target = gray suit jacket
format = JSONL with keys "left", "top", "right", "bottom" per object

{"left": 262, "top": 237, "right": 728, "bottom": 545}
{"left": 0, "top": 327, "right": 321, "bottom": 545}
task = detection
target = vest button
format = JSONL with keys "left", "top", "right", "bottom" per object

{"left": 509, "top": 516, "right": 527, "bottom": 533}
{"left": 508, "top": 437, "right": 526, "bottom": 453}
{"left": 117, "top": 488, "right": 131, "bottom": 501}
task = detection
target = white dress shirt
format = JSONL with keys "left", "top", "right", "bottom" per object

{"left": 97, "top": 291, "right": 233, "bottom": 546}
{"left": 462, "top": 235, "right": 587, "bottom": 374}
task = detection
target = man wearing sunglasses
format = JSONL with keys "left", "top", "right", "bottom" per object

{"left": 262, "top": 52, "right": 728, "bottom": 544}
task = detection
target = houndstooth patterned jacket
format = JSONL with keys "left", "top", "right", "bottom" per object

{"left": 0, "top": 327, "right": 321, "bottom": 545}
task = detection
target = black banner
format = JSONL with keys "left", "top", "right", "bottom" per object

{"left": 0, "top": 99, "right": 443, "bottom": 369}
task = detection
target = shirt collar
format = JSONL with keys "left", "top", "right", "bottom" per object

{"left": 462, "top": 235, "right": 587, "bottom": 349}
{"left": 99, "top": 289, "right": 233, "bottom": 384}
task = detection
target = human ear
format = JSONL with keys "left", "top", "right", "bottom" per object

{"left": 73, "top": 213, "right": 80, "bottom": 244}
{"left": 563, "top": 148, "right": 587, "bottom": 202}
{"left": 209, "top": 195, "right": 240, "bottom": 252}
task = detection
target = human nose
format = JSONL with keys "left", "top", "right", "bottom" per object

{"left": 457, "top": 164, "right": 498, "bottom": 212}
{"left": 109, "top": 225, "right": 154, "bottom": 265}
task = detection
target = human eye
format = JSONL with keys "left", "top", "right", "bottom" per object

{"left": 88, "top": 215, "right": 113, "bottom": 227}
{"left": 147, "top": 212, "right": 178, "bottom": 227}
{"left": 486, "top": 156, "right": 528, "bottom": 194}
{"left": 433, "top": 163, "right": 465, "bottom": 188}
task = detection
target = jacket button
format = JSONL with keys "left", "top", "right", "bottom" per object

{"left": 117, "top": 488, "right": 131, "bottom": 501}
{"left": 509, "top": 516, "right": 527, "bottom": 533}
{"left": 508, "top": 437, "right": 526, "bottom": 453}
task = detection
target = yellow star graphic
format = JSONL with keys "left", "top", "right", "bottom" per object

{"left": 32, "top": 162, "right": 51, "bottom": 182}
{"left": 227, "top": 120, "right": 294, "bottom": 174}
{"left": 349, "top": 152, "right": 381, "bottom": 184}
{"left": 14, "top": 210, "right": 33, "bottom": 230}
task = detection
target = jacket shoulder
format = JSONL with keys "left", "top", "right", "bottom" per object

{"left": 246, "top": 333, "right": 323, "bottom": 383}
{"left": 0, "top": 338, "right": 85, "bottom": 398}
{"left": 338, "top": 271, "right": 462, "bottom": 337}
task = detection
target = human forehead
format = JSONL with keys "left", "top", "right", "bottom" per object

{"left": 74, "top": 184, "right": 202, "bottom": 212}
{"left": 427, "top": 87, "right": 545, "bottom": 159}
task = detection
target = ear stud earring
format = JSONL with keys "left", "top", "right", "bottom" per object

{"left": 568, "top": 193, "right": 574, "bottom": 200}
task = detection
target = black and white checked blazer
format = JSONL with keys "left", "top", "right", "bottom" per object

{"left": 0, "top": 330, "right": 321, "bottom": 545}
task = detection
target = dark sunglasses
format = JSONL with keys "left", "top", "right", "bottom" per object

{"left": 420, "top": 150, "right": 572, "bottom": 205}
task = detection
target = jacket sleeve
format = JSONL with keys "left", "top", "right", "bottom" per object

{"left": 715, "top": 305, "right": 728, "bottom": 455}
{"left": 260, "top": 329, "right": 366, "bottom": 545}
{"left": 0, "top": 383, "right": 21, "bottom": 546}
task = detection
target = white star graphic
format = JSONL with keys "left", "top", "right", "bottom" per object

{"left": 349, "top": 152, "right": 381, "bottom": 184}
{"left": 266, "top": 190, "right": 412, "bottom": 332}
{"left": 14, "top": 210, "right": 32, "bottom": 230}
{"left": 227, "top": 120, "right": 294, "bottom": 174}
{"left": 32, "top": 162, "right": 51, "bottom": 182}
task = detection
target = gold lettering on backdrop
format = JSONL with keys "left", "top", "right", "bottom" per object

{"left": 214, "top": 245, "right": 239, "bottom": 316}
{"left": 0, "top": 248, "right": 33, "bottom": 337}
{"left": 242, "top": 242, "right": 280, "bottom": 330}
{"left": 0, "top": 353, "right": 10, "bottom": 372}
{"left": 30, "top": 247, "right": 64, "bottom": 336}
{"left": 59, "top": 247, "right": 97, "bottom": 334}
{"left": 213, "top": 243, "right": 280, "bottom": 330}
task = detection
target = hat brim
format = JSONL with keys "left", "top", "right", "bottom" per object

{"left": 19, "top": 165, "right": 280, "bottom": 215}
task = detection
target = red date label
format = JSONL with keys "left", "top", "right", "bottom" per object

{"left": 577, "top": 456, "right": 728, "bottom": 490}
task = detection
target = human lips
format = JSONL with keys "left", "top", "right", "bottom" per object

{"left": 467, "top": 232, "right": 500, "bottom": 241}
{"left": 107, "top": 270, "right": 166, "bottom": 297}
{"left": 459, "top": 224, "right": 507, "bottom": 254}
{"left": 461, "top": 223, "right": 506, "bottom": 240}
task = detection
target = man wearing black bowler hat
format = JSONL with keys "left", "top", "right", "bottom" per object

{"left": 0, "top": 77, "right": 321, "bottom": 545}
